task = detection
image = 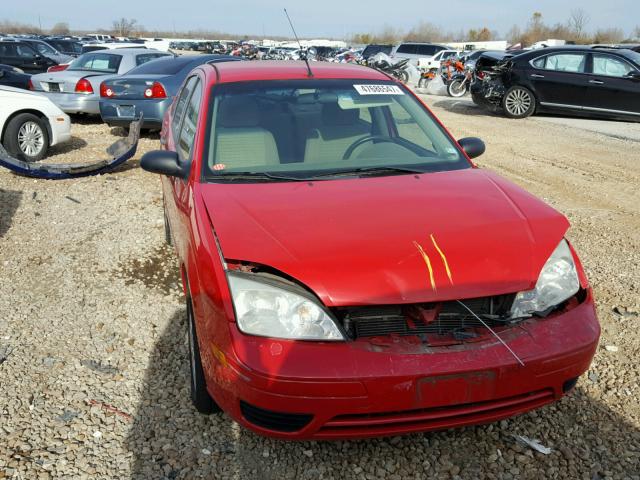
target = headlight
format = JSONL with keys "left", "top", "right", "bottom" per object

{"left": 227, "top": 272, "right": 344, "bottom": 341}
{"left": 510, "top": 239, "right": 580, "bottom": 319}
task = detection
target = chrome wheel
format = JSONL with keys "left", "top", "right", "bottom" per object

{"left": 18, "top": 121, "right": 45, "bottom": 157}
{"left": 504, "top": 88, "right": 532, "bottom": 117}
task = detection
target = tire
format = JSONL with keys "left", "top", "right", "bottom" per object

{"left": 397, "top": 70, "right": 409, "bottom": 84}
{"left": 502, "top": 86, "right": 536, "bottom": 119}
{"left": 3, "top": 113, "right": 49, "bottom": 162}
{"left": 447, "top": 79, "right": 467, "bottom": 98}
{"left": 187, "top": 297, "right": 221, "bottom": 414}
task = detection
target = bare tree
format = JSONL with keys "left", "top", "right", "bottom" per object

{"left": 593, "top": 27, "right": 625, "bottom": 44}
{"left": 405, "top": 22, "right": 443, "bottom": 42}
{"left": 634, "top": 25, "right": 640, "bottom": 39}
{"left": 505, "top": 24, "right": 522, "bottom": 45}
{"left": 112, "top": 18, "right": 138, "bottom": 37}
{"left": 50, "top": 22, "right": 70, "bottom": 35}
{"left": 568, "top": 9, "right": 590, "bottom": 40}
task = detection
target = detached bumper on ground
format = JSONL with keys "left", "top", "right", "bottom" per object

{"left": 207, "top": 294, "right": 599, "bottom": 440}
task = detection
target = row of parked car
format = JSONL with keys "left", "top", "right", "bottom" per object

{"left": 0, "top": 47, "right": 243, "bottom": 161}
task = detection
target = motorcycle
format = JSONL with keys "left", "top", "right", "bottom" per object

{"left": 369, "top": 54, "right": 416, "bottom": 84}
{"left": 446, "top": 63, "right": 477, "bottom": 97}
{"left": 418, "top": 57, "right": 465, "bottom": 89}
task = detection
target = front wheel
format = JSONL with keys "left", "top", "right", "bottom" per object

{"left": 3, "top": 113, "right": 50, "bottom": 162}
{"left": 447, "top": 79, "right": 467, "bottom": 97}
{"left": 502, "top": 86, "right": 536, "bottom": 119}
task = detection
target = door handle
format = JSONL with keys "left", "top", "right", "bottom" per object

{"left": 530, "top": 74, "right": 545, "bottom": 78}
{"left": 589, "top": 79, "right": 604, "bottom": 85}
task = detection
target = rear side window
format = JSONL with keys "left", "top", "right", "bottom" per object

{"left": 396, "top": 44, "right": 417, "bottom": 54}
{"left": 536, "top": 53, "right": 586, "bottom": 73}
{"left": 135, "top": 53, "right": 170, "bottom": 66}
{"left": 69, "top": 53, "right": 122, "bottom": 73}
{"left": 0, "top": 43, "right": 38, "bottom": 58}
{"left": 172, "top": 76, "right": 198, "bottom": 139}
{"left": 177, "top": 79, "right": 203, "bottom": 160}
{"left": 592, "top": 54, "right": 635, "bottom": 77}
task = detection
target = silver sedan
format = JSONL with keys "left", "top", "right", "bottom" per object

{"left": 30, "top": 49, "right": 172, "bottom": 115}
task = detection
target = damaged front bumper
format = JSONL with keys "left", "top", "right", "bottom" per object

{"left": 0, "top": 115, "right": 142, "bottom": 180}
{"left": 210, "top": 291, "right": 599, "bottom": 439}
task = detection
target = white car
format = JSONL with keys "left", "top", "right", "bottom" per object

{"left": 0, "top": 86, "right": 71, "bottom": 162}
{"left": 417, "top": 49, "right": 461, "bottom": 71}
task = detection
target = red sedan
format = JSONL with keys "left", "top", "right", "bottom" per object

{"left": 140, "top": 61, "right": 599, "bottom": 440}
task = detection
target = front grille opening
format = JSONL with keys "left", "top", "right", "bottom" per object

{"left": 333, "top": 295, "right": 516, "bottom": 344}
{"left": 240, "top": 401, "right": 313, "bottom": 433}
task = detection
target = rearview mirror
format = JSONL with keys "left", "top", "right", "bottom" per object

{"left": 140, "top": 150, "right": 187, "bottom": 178}
{"left": 458, "top": 137, "right": 486, "bottom": 159}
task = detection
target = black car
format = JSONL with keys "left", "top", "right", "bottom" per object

{"left": 0, "top": 41, "right": 56, "bottom": 73}
{"left": 0, "top": 64, "right": 31, "bottom": 89}
{"left": 471, "top": 46, "right": 640, "bottom": 121}
{"left": 43, "top": 39, "right": 82, "bottom": 57}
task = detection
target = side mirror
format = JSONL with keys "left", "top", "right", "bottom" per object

{"left": 458, "top": 137, "right": 486, "bottom": 159}
{"left": 626, "top": 71, "right": 640, "bottom": 81}
{"left": 140, "top": 150, "right": 187, "bottom": 178}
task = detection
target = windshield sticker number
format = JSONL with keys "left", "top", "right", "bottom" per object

{"left": 354, "top": 85, "right": 404, "bottom": 95}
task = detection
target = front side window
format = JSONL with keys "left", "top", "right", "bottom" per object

{"left": 68, "top": 53, "right": 122, "bottom": 73}
{"left": 31, "top": 42, "right": 57, "bottom": 56}
{"left": 203, "top": 79, "right": 467, "bottom": 182}
{"left": 592, "top": 54, "right": 635, "bottom": 77}
{"left": 536, "top": 53, "right": 586, "bottom": 73}
{"left": 177, "top": 79, "right": 202, "bottom": 160}
{"left": 172, "top": 76, "right": 198, "bottom": 138}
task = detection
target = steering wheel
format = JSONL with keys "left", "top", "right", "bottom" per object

{"left": 342, "top": 135, "right": 407, "bottom": 160}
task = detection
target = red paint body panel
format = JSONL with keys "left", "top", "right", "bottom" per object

{"left": 201, "top": 168, "right": 568, "bottom": 306}
{"left": 155, "top": 61, "right": 600, "bottom": 440}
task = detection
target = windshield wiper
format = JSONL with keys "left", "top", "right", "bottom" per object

{"left": 306, "top": 166, "right": 426, "bottom": 179}
{"left": 209, "top": 171, "right": 308, "bottom": 182}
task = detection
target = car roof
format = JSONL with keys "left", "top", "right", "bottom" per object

{"left": 84, "top": 48, "right": 160, "bottom": 56}
{"left": 205, "top": 60, "right": 391, "bottom": 84}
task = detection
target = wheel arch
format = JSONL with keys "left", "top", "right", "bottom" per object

{"left": 1, "top": 109, "right": 52, "bottom": 146}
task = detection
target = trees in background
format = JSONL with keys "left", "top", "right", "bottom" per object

{"left": 349, "top": 11, "right": 637, "bottom": 47}
{"left": 112, "top": 18, "right": 138, "bottom": 37}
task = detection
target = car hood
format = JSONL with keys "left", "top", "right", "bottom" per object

{"left": 200, "top": 169, "right": 569, "bottom": 307}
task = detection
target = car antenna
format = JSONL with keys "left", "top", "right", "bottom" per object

{"left": 456, "top": 300, "right": 525, "bottom": 367}
{"left": 284, "top": 8, "right": 313, "bottom": 77}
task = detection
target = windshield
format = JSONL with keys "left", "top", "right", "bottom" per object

{"left": 68, "top": 53, "right": 122, "bottom": 73}
{"left": 202, "top": 79, "right": 468, "bottom": 182}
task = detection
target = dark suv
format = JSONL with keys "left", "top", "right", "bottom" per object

{"left": 0, "top": 41, "right": 56, "bottom": 73}
{"left": 471, "top": 46, "right": 640, "bottom": 121}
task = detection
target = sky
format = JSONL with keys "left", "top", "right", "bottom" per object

{"left": 3, "top": 0, "right": 639, "bottom": 39}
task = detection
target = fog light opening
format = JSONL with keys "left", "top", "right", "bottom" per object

{"left": 563, "top": 377, "right": 579, "bottom": 394}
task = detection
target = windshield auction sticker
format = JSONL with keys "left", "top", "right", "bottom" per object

{"left": 354, "top": 84, "right": 404, "bottom": 95}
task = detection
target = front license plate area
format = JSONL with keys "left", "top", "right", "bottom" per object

{"left": 116, "top": 105, "right": 135, "bottom": 118}
{"left": 417, "top": 371, "right": 497, "bottom": 408}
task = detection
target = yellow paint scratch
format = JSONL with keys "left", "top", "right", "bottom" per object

{"left": 430, "top": 234, "right": 453, "bottom": 285}
{"left": 413, "top": 241, "right": 436, "bottom": 292}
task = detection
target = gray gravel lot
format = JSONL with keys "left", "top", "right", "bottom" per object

{"left": 0, "top": 102, "right": 639, "bottom": 480}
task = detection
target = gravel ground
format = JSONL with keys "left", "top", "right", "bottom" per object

{"left": 0, "top": 103, "right": 638, "bottom": 480}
